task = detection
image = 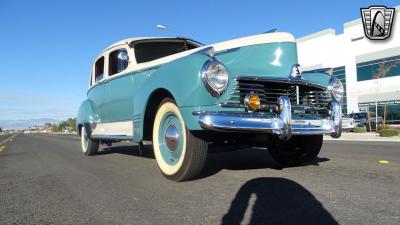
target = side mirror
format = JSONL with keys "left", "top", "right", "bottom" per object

{"left": 117, "top": 50, "right": 129, "bottom": 63}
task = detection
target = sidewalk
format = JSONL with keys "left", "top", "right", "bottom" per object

{"left": 324, "top": 132, "right": 400, "bottom": 142}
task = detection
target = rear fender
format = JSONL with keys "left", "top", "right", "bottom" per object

{"left": 76, "top": 99, "right": 97, "bottom": 135}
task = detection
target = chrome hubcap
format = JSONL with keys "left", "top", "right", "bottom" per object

{"left": 164, "top": 125, "right": 179, "bottom": 151}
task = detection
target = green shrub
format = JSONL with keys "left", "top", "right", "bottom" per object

{"left": 379, "top": 129, "right": 400, "bottom": 137}
{"left": 354, "top": 127, "right": 367, "bottom": 133}
{"left": 377, "top": 124, "right": 391, "bottom": 131}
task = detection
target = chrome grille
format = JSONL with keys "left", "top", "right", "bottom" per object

{"left": 302, "top": 90, "right": 332, "bottom": 110}
{"left": 221, "top": 77, "right": 331, "bottom": 116}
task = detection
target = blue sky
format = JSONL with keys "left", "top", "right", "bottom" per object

{"left": 0, "top": 0, "right": 399, "bottom": 120}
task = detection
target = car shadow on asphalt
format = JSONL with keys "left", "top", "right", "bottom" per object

{"left": 96, "top": 144, "right": 330, "bottom": 179}
{"left": 98, "top": 144, "right": 155, "bottom": 159}
{"left": 199, "top": 147, "right": 330, "bottom": 179}
{"left": 221, "top": 177, "right": 338, "bottom": 225}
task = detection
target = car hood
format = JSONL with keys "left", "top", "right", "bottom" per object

{"left": 210, "top": 33, "right": 330, "bottom": 87}
{"left": 208, "top": 32, "right": 295, "bottom": 52}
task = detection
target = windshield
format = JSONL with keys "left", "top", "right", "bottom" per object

{"left": 134, "top": 40, "right": 199, "bottom": 63}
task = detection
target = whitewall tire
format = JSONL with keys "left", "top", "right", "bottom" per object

{"left": 152, "top": 98, "right": 208, "bottom": 181}
{"left": 81, "top": 126, "right": 99, "bottom": 156}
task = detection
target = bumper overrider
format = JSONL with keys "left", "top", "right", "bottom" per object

{"left": 197, "top": 96, "right": 342, "bottom": 141}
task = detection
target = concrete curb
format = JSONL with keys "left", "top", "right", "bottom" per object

{"left": 27, "top": 133, "right": 80, "bottom": 139}
{"left": 324, "top": 132, "right": 400, "bottom": 142}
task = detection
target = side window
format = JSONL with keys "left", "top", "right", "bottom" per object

{"left": 109, "top": 49, "right": 129, "bottom": 76}
{"left": 94, "top": 57, "right": 104, "bottom": 83}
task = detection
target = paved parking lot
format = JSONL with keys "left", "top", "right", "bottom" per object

{"left": 0, "top": 134, "right": 399, "bottom": 225}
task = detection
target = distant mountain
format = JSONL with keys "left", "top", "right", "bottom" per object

{"left": 0, "top": 118, "right": 61, "bottom": 130}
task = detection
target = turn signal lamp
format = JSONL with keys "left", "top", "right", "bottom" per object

{"left": 244, "top": 92, "right": 261, "bottom": 111}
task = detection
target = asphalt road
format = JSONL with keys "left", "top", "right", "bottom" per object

{"left": 0, "top": 134, "right": 399, "bottom": 225}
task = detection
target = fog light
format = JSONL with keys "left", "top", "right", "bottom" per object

{"left": 244, "top": 92, "right": 261, "bottom": 111}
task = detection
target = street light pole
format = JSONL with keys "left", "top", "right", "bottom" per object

{"left": 155, "top": 24, "right": 179, "bottom": 36}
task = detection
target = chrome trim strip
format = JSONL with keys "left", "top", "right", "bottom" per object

{"left": 87, "top": 66, "right": 160, "bottom": 93}
{"left": 198, "top": 113, "right": 279, "bottom": 132}
{"left": 132, "top": 114, "right": 142, "bottom": 121}
{"left": 214, "top": 47, "right": 241, "bottom": 56}
{"left": 132, "top": 118, "right": 142, "bottom": 123}
{"left": 87, "top": 81, "right": 105, "bottom": 94}
{"left": 91, "top": 134, "right": 133, "bottom": 141}
{"left": 193, "top": 111, "right": 274, "bottom": 116}
{"left": 234, "top": 76, "right": 326, "bottom": 89}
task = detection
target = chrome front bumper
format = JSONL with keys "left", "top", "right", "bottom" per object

{"left": 198, "top": 96, "right": 342, "bottom": 140}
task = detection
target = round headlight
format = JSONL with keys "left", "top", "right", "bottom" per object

{"left": 201, "top": 59, "right": 228, "bottom": 97}
{"left": 328, "top": 78, "right": 344, "bottom": 101}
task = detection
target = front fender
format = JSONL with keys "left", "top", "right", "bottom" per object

{"left": 132, "top": 52, "right": 225, "bottom": 141}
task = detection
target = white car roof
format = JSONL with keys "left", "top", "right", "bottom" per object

{"left": 103, "top": 37, "right": 182, "bottom": 52}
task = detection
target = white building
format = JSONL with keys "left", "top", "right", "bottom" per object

{"left": 297, "top": 6, "right": 400, "bottom": 125}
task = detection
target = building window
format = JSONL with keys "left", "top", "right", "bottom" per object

{"left": 357, "top": 55, "right": 400, "bottom": 81}
{"left": 332, "top": 66, "right": 347, "bottom": 114}
{"left": 359, "top": 100, "right": 400, "bottom": 125}
{"left": 94, "top": 57, "right": 104, "bottom": 83}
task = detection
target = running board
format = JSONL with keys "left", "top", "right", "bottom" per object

{"left": 91, "top": 134, "right": 133, "bottom": 141}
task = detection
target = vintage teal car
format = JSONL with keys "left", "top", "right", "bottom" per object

{"left": 77, "top": 32, "right": 343, "bottom": 181}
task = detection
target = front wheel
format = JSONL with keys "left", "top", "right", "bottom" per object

{"left": 267, "top": 135, "right": 323, "bottom": 166}
{"left": 152, "top": 98, "right": 208, "bottom": 181}
{"left": 81, "top": 126, "right": 99, "bottom": 156}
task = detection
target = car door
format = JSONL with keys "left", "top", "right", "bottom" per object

{"left": 87, "top": 56, "right": 107, "bottom": 122}
{"left": 102, "top": 46, "right": 135, "bottom": 123}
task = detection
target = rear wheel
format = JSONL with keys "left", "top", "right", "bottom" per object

{"left": 268, "top": 135, "right": 323, "bottom": 166}
{"left": 81, "top": 126, "right": 99, "bottom": 156}
{"left": 152, "top": 98, "right": 208, "bottom": 181}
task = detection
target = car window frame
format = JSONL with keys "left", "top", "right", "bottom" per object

{"left": 103, "top": 44, "right": 133, "bottom": 79}
{"left": 108, "top": 47, "right": 130, "bottom": 76}
{"left": 89, "top": 44, "right": 134, "bottom": 89}
{"left": 91, "top": 55, "right": 106, "bottom": 87}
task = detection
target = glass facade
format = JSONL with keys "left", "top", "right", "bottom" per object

{"left": 359, "top": 100, "right": 400, "bottom": 125}
{"left": 332, "top": 66, "right": 347, "bottom": 114}
{"left": 357, "top": 55, "right": 400, "bottom": 81}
